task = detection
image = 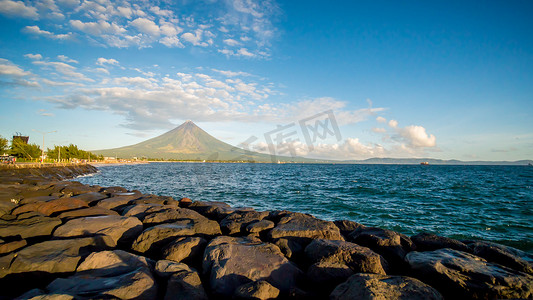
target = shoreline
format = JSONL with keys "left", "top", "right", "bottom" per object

{"left": 0, "top": 165, "right": 531, "bottom": 299}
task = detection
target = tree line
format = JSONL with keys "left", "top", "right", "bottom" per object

{"left": 0, "top": 135, "right": 103, "bottom": 161}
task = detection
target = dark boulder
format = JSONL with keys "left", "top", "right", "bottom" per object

{"left": 467, "top": 240, "right": 533, "bottom": 274}
{"left": 410, "top": 232, "right": 469, "bottom": 252}
{"left": 202, "top": 236, "right": 304, "bottom": 297}
{"left": 406, "top": 248, "right": 533, "bottom": 299}
{"left": 330, "top": 273, "right": 443, "bottom": 300}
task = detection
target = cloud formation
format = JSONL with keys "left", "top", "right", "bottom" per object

{"left": 5, "top": 0, "right": 278, "bottom": 58}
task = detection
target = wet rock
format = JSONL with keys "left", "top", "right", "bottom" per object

{"left": 188, "top": 201, "right": 234, "bottom": 221}
{"left": 15, "top": 289, "right": 74, "bottom": 300}
{"left": 330, "top": 273, "right": 443, "bottom": 300}
{"left": 234, "top": 280, "right": 280, "bottom": 300}
{"left": 53, "top": 215, "right": 143, "bottom": 245}
{"left": 59, "top": 184, "right": 102, "bottom": 196}
{"left": 0, "top": 238, "right": 27, "bottom": 255}
{"left": 410, "top": 232, "right": 469, "bottom": 252}
{"left": 0, "top": 215, "right": 62, "bottom": 239}
{"left": 0, "top": 236, "right": 115, "bottom": 279}
{"left": 468, "top": 240, "right": 533, "bottom": 274}
{"left": 96, "top": 194, "right": 140, "bottom": 210}
{"left": 100, "top": 186, "right": 129, "bottom": 194}
{"left": 202, "top": 236, "right": 303, "bottom": 297}
{"left": 246, "top": 219, "right": 275, "bottom": 234}
{"left": 333, "top": 220, "right": 365, "bottom": 237}
{"left": 56, "top": 206, "right": 119, "bottom": 220}
{"left": 46, "top": 250, "right": 157, "bottom": 299}
{"left": 406, "top": 248, "right": 533, "bottom": 299}
{"left": 11, "top": 198, "right": 88, "bottom": 216}
{"left": 162, "top": 236, "right": 207, "bottom": 264}
{"left": 348, "top": 227, "right": 415, "bottom": 271}
{"left": 220, "top": 211, "right": 270, "bottom": 235}
{"left": 142, "top": 207, "right": 210, "bottom": 225}
{"left": 304, "top": 239, "right": 388, "bottom": 290}
{"left": 132, "top": 219, "right": 221, "bottom": 255}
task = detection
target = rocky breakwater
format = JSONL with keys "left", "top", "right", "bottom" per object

{"left": 0, "top": 166, "right": 532, "bottom": 299}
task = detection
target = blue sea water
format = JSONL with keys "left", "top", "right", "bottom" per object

{"left": 76, "top": 163, "right": 533, "bottom": 252}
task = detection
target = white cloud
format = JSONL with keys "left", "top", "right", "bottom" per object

{"left": 0, "top": 0, "right": 39, "bottom": 19}
{"left": 160, "top": 36, "right": 184, "bottom": 48}
{"left": 70, "top": 20, "right": 125, "bottom": 35}
{"left": 388, "top": 119, "right": 398, "bottom": 128}
{"left": 130, "top": 18, "right": 160, "bottom": 36}
{"left": 96, "top": 58, "right": 119, "bottom": 66}
{"left": 398, "top": 125, "right": 436, "bottom": 148}
{"left": 24, "top": 53, "right": 43, "bottom": 60}
{"left": 223, "top": 38, "right": 241, "bottom": 46}
{"left": 32, "top": 60, "right": 94, "bottom": 82}
{"left": 376, "top": 116, "right": 387, "bottom": 123}
{"left": 211, "top": 69, "right": 251, "bottom": 77}
{"left": 237, "top": 48, "right": 255, "bottom": 57}
{"left": 23, "top": 25, "right": 72, "bottom": 40}
{"left": 372, "top": 127, "right": 387, "bottom": 133}
{"left": 57, "top": 55, "right": 78, "bottom": 64}
{"left": 181, "top": 30, "right": 208, "bottom": 46}
{"left": 41, "top": 78, "right": 82, "bottom": 86}
{"left": 0, "top": 59, "right": 31, "bottom": 77}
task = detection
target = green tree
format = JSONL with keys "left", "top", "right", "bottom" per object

{"left": 47, "top": 144, "right": 103, "bottom": 161}
{"left": 11, "top": 139, "right": 41, "bottom": 160}
{"left": 0, "top": 136, "right": 8, "bottom": 154}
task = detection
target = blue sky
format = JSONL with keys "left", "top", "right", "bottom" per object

{"left": 0, "top": 0, "right": 532, "bottom": 161}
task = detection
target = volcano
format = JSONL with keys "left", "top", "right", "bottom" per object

{"left": 93, "top": 121, "right": 314, "bottom": 162}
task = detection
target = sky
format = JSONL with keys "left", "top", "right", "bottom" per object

{"left": 0, "top": 0, "right": 532, "bottom": 161}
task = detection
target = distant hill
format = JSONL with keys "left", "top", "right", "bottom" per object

{"left": 93, "top": 121, "right": 323, "bottom": 163}
{"left": 342, "top": 157, "right": 533, "bottom": 166}
{"left": 94, "top": 121, "right": 532, "bottom": 165}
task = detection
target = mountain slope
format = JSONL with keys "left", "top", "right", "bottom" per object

{"left": 93, "top": 121, "right": 320, "bottom": 162}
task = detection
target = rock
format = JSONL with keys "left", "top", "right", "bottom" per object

{"left": 129, "top": 194, "right": 178, "bottom": 207}
{"left": 11, "top": 198, "right": 88, "bottom": 216}
{"left": 0, "top": 236, "right": 115, "bottom": 279}
{"left": 0, "top": 215, "right": 62, "bottom": 239}
{"left": 96, "top": 194, "right": 140, "bottom": 210}
{"left": 468, "top": 241, "right": 533, "bottom": 274}
{"left": 53, "top": 215, "right": 143, "bottom": 245}
{"left": 333, "top": 220, "right": 365, "bottom": 237}
{"left": 234, "top": 280, "right": 280, "bottom": 300}
{"left": 132, "top": 219, "right": 221, "bottom": 254}
{"left": 246, "top": 219, "right": 275, "bottom": 234}
{"left": 19, "top": 195, "right": 58, "bottom": 205}
{"left": 100, "top": 186, "right": 129, "bottom": 194}
{"left": 202, "top": 236, "right": 303, "bottom": 297}
{"left": 121, "top": 204, "right": 177, "bottom": 219}
{"left": 59, "top": 184, "right": 102, "bottom": 196}
{"left": 15, "top": 289, "right": 74, "bottom": 300}
{"left": 142, "top": 207, "right": 210, "bottom": 225}
{"left": 220, "top": 211, "right": 270, "bottom": 235}
{"left": 162, "top": 236, "right": 207, "bottom": 264}
{"left": 0, "top": 239, "right": 27, "bottom": 255}
{"left": 406, "top": 248, "right": 533, "bottom": 299}
{"left": 46, "top": 250, "right": 158, "bottom": 299}
{"left": 411, "top": 232, "right": 469, "bottom": 252}
{"left": 164, "top": 267, "right": 208, "bottom": 300}
{"left": 155, "top": 260, "right": 195, "bottom": 278}
{"left": 304, "top": 239, "right": 388, "bottom": 290}
{"left": 179, "top": 197, "right": 192, "bottom": 207}
{"left": 268, "top": 212, "right": 344, "bottom": 241}
{"left": 348, "top": 227, "right": 415, "bottom": 271}
{"left": 267, "top": 212, "right": 343, "bottom": 259}
{"left": 68, "top": 192, "right": 108, "bottom": 204}
{"left": 188, "top": 201, "right": 234, "bottom": 221}
{"left": 56, "top": 206, "right": 119, "bottom": 220}
{"left": 330, "top": 273, "right": 443, "bottom": 300}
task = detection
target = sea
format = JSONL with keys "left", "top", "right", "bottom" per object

{"left": 76, "top": 162, "right": 533, "bottom": 252}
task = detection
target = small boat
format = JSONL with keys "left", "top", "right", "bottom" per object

{"left": 420, "top": 162, "right": 429, "bottom": 165}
